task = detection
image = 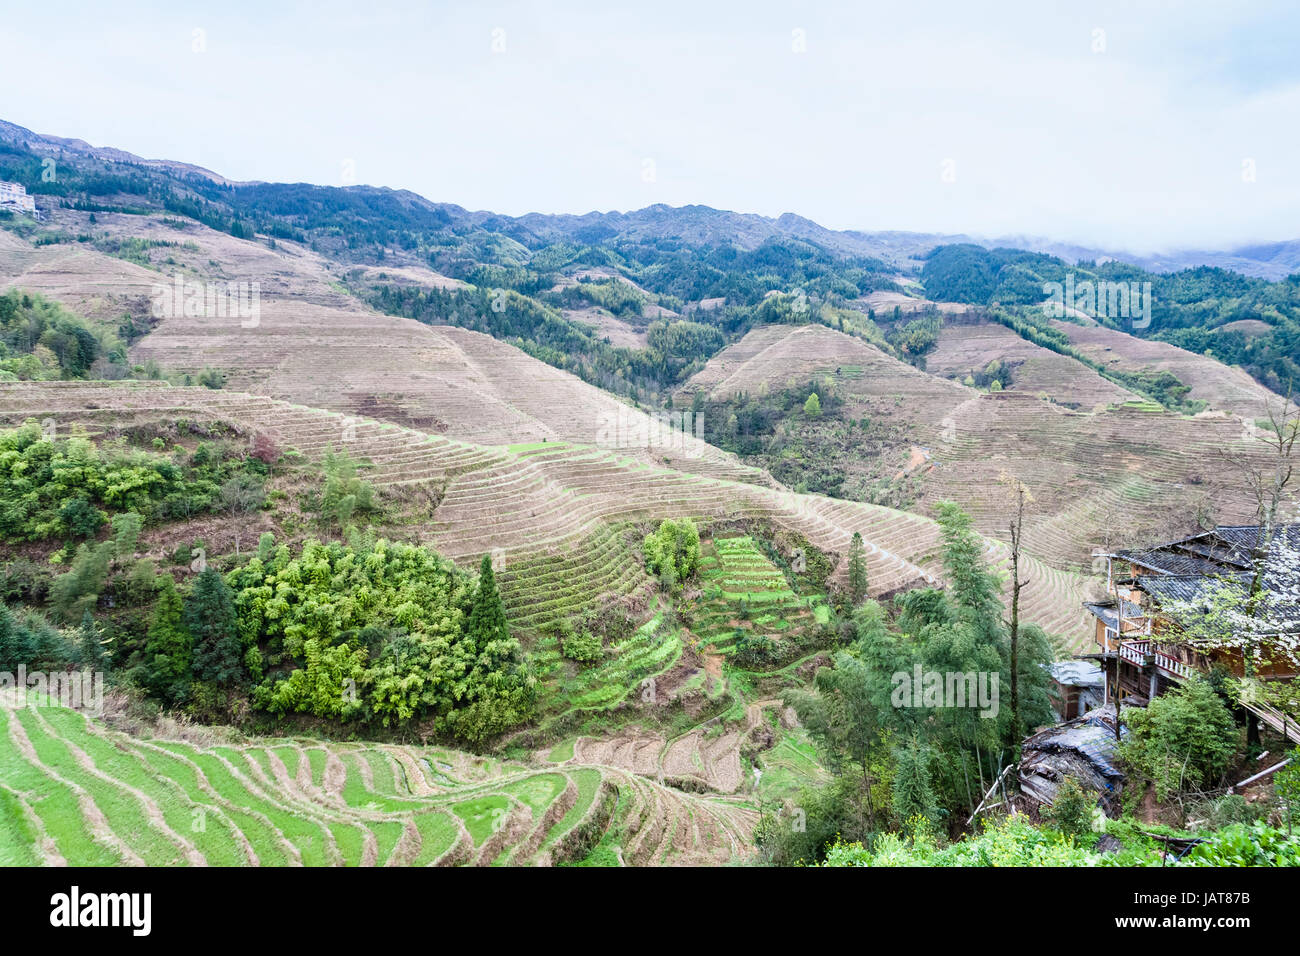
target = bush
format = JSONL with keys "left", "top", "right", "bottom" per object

{"left": 559, "top": 625, "right": 603, "bottom": 663}
{"left": 642, "top": 518, "right": 701, "bottom": 585}
{"left": 1119, "top": 678, "right": 1237, "bottom": 800}
{"left": 1043, "top": 777, "right": 1097, "bottom": 842}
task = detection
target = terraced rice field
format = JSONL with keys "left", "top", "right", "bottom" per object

{"left": 0, "top": 699, "right": 755, "bottom": 867}
{"left": 0, "top": 382, "right": 1093, "bottom": 648}
{"left": 692, "top": 537, "right": 824, "bottom": 656}
{"left": 679, "top": 323, "right": 1275, "bottom": 600}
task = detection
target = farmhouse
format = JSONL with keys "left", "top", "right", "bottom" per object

{"left": 0, "top": 180, "right": 36, "bottom": 214}
{"left": 1083, "top": 525, "right": 1300, "bottom": 737}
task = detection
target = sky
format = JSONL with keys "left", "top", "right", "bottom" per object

{"left": 2, "top": 0, "right": 1299, "bottom": 253}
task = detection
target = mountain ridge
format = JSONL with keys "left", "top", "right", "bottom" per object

{"left": 3, "top": 117, "right": 1296, "bottom": 279}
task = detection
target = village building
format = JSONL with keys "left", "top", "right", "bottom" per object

{"left": 1083, "top": 524, "right": 1300, "bottom": 739}
{"left": 0, "top": 180, "right": 37, "bottom": 215}
{"left": 1047, "top": 659, "right": 1104, "bottom": 721}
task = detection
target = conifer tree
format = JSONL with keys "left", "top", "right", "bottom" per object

{"left": 76, "top": 611, "right": 108, "bottom": 672}
{"left": 144, "top": 574, "right": 193, "bottom": 700}
{"left": 848, "top": 531, "right": 868, "bottom": 605}
{"left": 466, "top": 555, "right": 510, "bottom": 652}
{"left": 892, "top": 736, "right": 939, "bottom": 827}
{"left": 186, "top": 569, "right": 242, "bottom": 686}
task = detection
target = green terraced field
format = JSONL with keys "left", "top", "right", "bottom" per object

{"left": 0, "top": 701, "right": 755, "bottom": 867}
{"left": 691, "top": 537, "right": 827, "bottom": 657}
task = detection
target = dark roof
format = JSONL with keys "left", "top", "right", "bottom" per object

{"left": 1109, "top": 525, "right": 1300, "bottom": 578}
{"left": 1112, "top": 547, "right": 1233, "bottom": 576}
{"left": 1139, "top": 572, "right": 1300, "bottom": 627}
{"left": 1083, "top": 599, "right": 1141, "bottom": 629}
{"left": 1104, "top": 524, "right": 1300, "bottom": 632}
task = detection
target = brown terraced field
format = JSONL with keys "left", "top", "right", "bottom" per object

{"left": 1050, "top": 318, "right": 1278, "bottom": 420}
{"left": 927, "top": 320, "right": 1142, "bottom": 409}
{"left": 0, "top": 381, "right": 1093, "bottom": 647}
{"left": 678, "top": 322, "right": 1275, "bottom": 579}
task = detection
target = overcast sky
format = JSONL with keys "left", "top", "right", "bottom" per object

{"left": 3, "top": 0, "right": 1298, "bottom": 253}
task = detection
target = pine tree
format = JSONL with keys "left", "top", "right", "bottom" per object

{"left": 76, "top": 611, "right": 108, "bottom": 673}
{"left": 466, "top": 555, "right": 510, "bottom": 653}
{"left": 804, "top": 392, "right": 822, "bottom": 417}
{"left": 186, "top": 569, "right": 242, "bottom": 686}
{"left": 144, "top": 574, "right": 193, "bottom": 700}
{"left": 892, "top": 736, "right": 939, "bottom": 827}
{"left": 848, "top": 531, "right": 868, "bottom": 605}
{"left": 0, "top": 604, "right": 36, "bottom": 671}
{"left": 935, "top": 502, "right": 1002, "bottom": 636}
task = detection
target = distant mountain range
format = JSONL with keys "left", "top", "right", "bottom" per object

{"left": 2, "top": 116, "right": 1297, "bottom": 280}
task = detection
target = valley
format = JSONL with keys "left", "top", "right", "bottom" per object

{"left": 1, "top": 116, "right": 1298, "bottom": 871}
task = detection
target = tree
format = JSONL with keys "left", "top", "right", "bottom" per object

{"left": 218, "top": 474, "right": 265, "bottom": 555}
{"left": 465, "top": 555, "right": 510, "bottom": 652}
{"left": 318, "top": 449, "right": 375, "bottom": 530}
{"left": 786, "top": 601, "right": 905, "bottom": 829}
{"left": 1000, "top": 474, "right": 1034, "bottom": 751}
{"left": 1119, "top": 678, "right": 1237, "bottom": 801}
{"left": 0, "top": 604, "right": 37, "bottom": 671}
{"left": 642, "top": 518, "right": 701, "bottom": 585}
{"left": 1043, "top": 776, "right": 1095, "bottom": 842}
{"left": 143, "top": 574, "right": 192, "bottom": 701}
{"left": 892, "top": 736, "right": 939, "bottom": 827}
{"left": 186, "top": 569, "right": 243, "bottom": 687}
{"left": 1274, "top": 748, "right": 1300, "bottom": 834}
{"left": 804, "top": 392, "right": 822, "bottom": 417}
{"left": 75, "top": 611, "right": 108, "bottom": 672}
{"left": 1219, "top": 388, "right": 1300, "bottom": 746}
{"left": 48, "top": 542, "right": 113, "bottom": 622}
{"left": 934, "top": 502, "right": 1002, "bottom": 634}
{"left": 58, "top": 497, "right": 106, "bottom": 539}
{"left": 847, "top": 531, "right": 868, "bottom": 605}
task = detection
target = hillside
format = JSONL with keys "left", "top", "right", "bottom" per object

{"left": 0, "top": 380, "right": 1091, "bottom": 646}
{"left": 1050, "top": 319, "right": 1280, "bottom": 421}
{"left": 927, "top": 320, "right": 1142, "bottom": 409}
{"left": 677, "top": 322, "right": 1275, "bottom": 574}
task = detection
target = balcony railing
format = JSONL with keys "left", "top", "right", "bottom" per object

{"left": 1118, "top": 639, "right": 1194, "bottom": 680}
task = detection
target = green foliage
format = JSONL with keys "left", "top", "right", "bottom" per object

{"left": 48, "top": 542, "right": 113, "bottom": 623}
{"left": 1175, "top": 821, "right": 1300, "bottom": 866}
{"left": 315, "top": 448, "right": 376, "bottom": 529}
{"left": 1043, "top": 776, "right": 1096, "bottom": 842}
{"left": 934, "top": 502, "right": 1003, "bottom": 629}
{"left": 0, "top": 422, "right": 270, "bottom": 542}
{"left": 564, "top": 277, "right": 646, "bottom": 317}
{"left": 922, "top": 243, "right": 1300, "bottom": 398}
{"left": 803, "top": 392, "right": 821, "bottom": 417}
{"left": 847, "top": 532, "right": 868, "bottom": 605}
{"left": 891, "top": 737, "right": 939, "bottom": 826}
{"left": 0, "top": 604, "right": 75, "bottom": 671}
{"left": 558, "top": 621, "right": 603, "bottom": 663}
{"left": 1119, "top": 678, "right": 1237, "bottom": 800}
{"left": 642, "top": 517, "right": 701, "bottom": 585}
{"left": 1272, "top": 748, "right": 1300, "bottom": 832}
{"left": 142, "top": 574, "right": 192, "bottom": 702}
{"left": 234, "top": 540, "right": 534, "bottom": 740}
{"left": 886, "top": 312, "right": 943, "bottom": 366}
{"left": 0, "top": 289, "right": 119, "bottom": 380}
